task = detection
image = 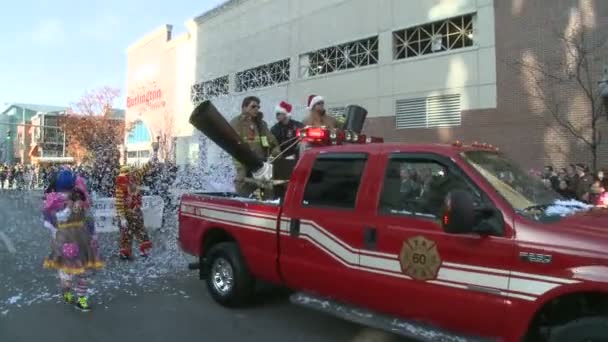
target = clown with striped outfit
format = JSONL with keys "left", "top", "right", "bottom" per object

{"left": 115, "top": 151, "right": 157, "bottom": 260}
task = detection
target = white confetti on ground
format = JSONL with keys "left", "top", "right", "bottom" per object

{"left": 7, "top": 294, "right": 21, "bottom": 305}
{"left": 0, "top": 94, "right": 294, "bottom": 313}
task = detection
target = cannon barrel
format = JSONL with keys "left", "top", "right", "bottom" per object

{"left": 189, "top": 100, "right": 264, "bottom": 171}
{"left": 343, "top": 105, "right": 368, "bottom": 134}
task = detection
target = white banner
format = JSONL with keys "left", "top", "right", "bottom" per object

{"left": 92, "top": 196, "right": 164, "bottom": 233}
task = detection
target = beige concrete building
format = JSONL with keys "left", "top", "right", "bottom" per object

{"left": 125, "top": 24, "right": 196, "bottom": 166}
{"left": 127, "top": 0, "right": 607, "bottom": 170}
{"left": 189, "top": 0, "right": 608, "bottom": 169}
{"left": 190, "top": 0, "right": 495, "bottom": 165}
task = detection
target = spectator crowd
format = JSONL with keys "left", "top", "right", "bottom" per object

{"left": 538, "top": 163, "right": 607, "bottom": 205}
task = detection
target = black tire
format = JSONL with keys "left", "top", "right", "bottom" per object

{"left": 550, "top": 317, "right": 608, "bottom": 342}
{"left": 204, "top": 242, "right": 255, "bottom": 307}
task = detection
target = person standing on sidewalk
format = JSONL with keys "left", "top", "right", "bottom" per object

{"left": 0, "top": 164, "right": 6, "bottom": 190}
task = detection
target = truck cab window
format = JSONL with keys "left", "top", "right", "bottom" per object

{"left": 379, "top": 158, "right": 478, "bottom": 219}
{"left": 302, "top": 154, "right": 367, "bottom": 209}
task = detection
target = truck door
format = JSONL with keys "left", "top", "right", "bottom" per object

{"left": 279, "top": 152, "right": 369, "bottom": 303}
{"left": 360, "top": 153, "right": 512, "bottom": 336}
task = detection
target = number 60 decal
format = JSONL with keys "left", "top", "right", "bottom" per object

{"left": 399, "top": 235, "right": 442, "bottom": 281}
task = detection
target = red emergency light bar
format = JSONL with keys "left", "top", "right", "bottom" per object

{"left": 297, "top": 127, "right": 384, "bottom": 145}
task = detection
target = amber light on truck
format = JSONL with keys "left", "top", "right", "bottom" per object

{"left": 452, "top": 140, "right": 499, "bottom": 151}
{"left": 297, "top": 127, "right": 383, "bottom": 146}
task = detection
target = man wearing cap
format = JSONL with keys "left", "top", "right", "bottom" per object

{"left": 229, "top": 96, "right": 280, "bottom": 197}
{"left": 271, "top": 101, "right": 304, "bottom": 159}
{"left": 303, "top": 94, "right": 338, "bottom": 129}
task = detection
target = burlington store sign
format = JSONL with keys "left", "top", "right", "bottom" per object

{"left": 127, "top": 88, "right": 165, "bottom": 109}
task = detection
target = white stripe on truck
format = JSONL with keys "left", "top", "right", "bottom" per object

{"left": 180, "top": 202, "right": 580, "bottom": 301}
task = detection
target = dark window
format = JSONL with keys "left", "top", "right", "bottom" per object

{"left": 393, "top": 14, "right": 474, "bottom": 60}
{"left": 191, "top": 75, "right": 229, "bottom": 103}
{"left": 379, "top": 157, "right": 478, "bottom": 219}
{"left": 300, "top": 36, "right": 379, "bottom": 77}
{"left": 302, "top": 154, "right": 367, "bottom": 209}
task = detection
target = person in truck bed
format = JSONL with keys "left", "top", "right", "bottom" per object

{"left": 302, "top": 94, "right": 337, "bottom": 129}
{"left": 229, "top": 96, "right": 280, "bottom": 198}
{"left": 115, "top": 158, "right": 155, "bottom": 260}
{"left": 270, "top": 101, "right": 304, "bottom": 160}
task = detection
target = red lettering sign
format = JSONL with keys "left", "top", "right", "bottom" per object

{"left": 127, "top": 89, "right": 163, "bottom": 108}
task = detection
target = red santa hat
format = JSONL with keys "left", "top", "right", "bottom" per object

{"left": 275, "top": 101, "right": 292, "bottom": 115}
{"left": 307, "top": 94, "right": 324, "bottom": 109}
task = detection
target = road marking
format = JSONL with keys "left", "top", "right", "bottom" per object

{"left": 0, "top": 231, "right": 16, "bottom": 253}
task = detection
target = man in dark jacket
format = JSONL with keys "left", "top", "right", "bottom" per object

{"left": 270, "top": 101, "right": 304, "bottom": 159}
{"left": 575, "top": 163, "right": 594, "bottom": 202}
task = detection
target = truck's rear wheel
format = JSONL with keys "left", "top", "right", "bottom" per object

{"left": 205, "top": 242, "right": 254, "bottom": 307}
{"left": 549, "top": 317, "right": 608, "bottom": 342}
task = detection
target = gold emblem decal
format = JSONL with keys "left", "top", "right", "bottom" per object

{"left": 399, "top": 235, "right": 442, "bottom": 281}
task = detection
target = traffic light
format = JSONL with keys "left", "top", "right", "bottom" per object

{"left": 5, "top": 129, "right": 10, "bottom": 140}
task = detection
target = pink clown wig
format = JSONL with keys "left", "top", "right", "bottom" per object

{"left": 44, "top": 192, "right": 66, "bottom": 212}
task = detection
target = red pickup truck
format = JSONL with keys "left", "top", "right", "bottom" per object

{"left": 178, "top": 127, "right": 608, "bottom": 342}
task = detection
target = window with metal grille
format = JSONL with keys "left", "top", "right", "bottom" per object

{"left": 191, "top": 75, "right": 229, "bottom": 104}
{"left": 300, "top": 36, "right": 379, "bottom": 78}
{"left": 235, "top": 58, "right": 290, "bottom": 92}
{"left": 393, "top": 14, "right": 474, "bottom": 60}
{"left": 395, "top": 94, "right": 461, "bottom": 129}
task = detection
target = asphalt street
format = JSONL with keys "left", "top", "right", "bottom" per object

{"left": 0, "top": 190, "right": 407, "bottom": 342}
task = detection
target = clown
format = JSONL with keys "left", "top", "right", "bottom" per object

{"left": 115, "top": 160, "right": 155, "bottom": 260}
{"left": 43, "top": 169, "right": 104, "bottom": 312}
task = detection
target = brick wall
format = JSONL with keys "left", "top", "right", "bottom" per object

{"left": 364, "top": 0, "right": 608, "bottom": 171}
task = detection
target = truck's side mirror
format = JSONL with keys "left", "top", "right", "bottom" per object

{"left": 441, "top": 190, "right": 504, "bottom": 236}
{"left": 441, "top": 190, "right": 476, "bottom": 234}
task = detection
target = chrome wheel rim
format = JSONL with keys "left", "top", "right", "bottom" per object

{"left": 211, "top": 258, "right": 234, "bottom": 295}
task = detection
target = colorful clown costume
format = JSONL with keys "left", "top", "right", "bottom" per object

{"left": 115, "top": 162, "right": 153, "bottom": 259}
{"left": 42, "top": 169, "right": 103, "bottom": 311}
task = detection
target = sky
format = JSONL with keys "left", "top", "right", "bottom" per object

{"left": 0, "top": 0, "right": 226, "bottom": 110}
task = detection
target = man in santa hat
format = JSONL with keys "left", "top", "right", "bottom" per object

{"left": 303, "top": 94, "right": 337, "bottom": 129}
{"left": 271, "top": 101, "right": 304, "bottom": 159}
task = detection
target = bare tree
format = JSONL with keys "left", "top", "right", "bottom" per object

{"left": 157, "top": 110, "right": 176, "bottom": 163}
{"left": 512, "top": 24, "right": 607, "bottom": 170}
{"left": 64, "top": 87, "right": 123, "bottom": 195}
{"left": 70, "top": 86, "right": 121, "bottom": 117}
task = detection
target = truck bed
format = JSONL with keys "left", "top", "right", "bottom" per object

{"left": 179, "top": 191, "right": 283, "bottom": 258}
{"left": 186, "top": 191, "right": 282, "bottom": 204}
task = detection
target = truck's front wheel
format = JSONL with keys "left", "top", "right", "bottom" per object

{"left": 205, "top": 242, "right": 255, "bottom": 307}
{"left": 549, "top": 317, "right": 608, "bottom": 342}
